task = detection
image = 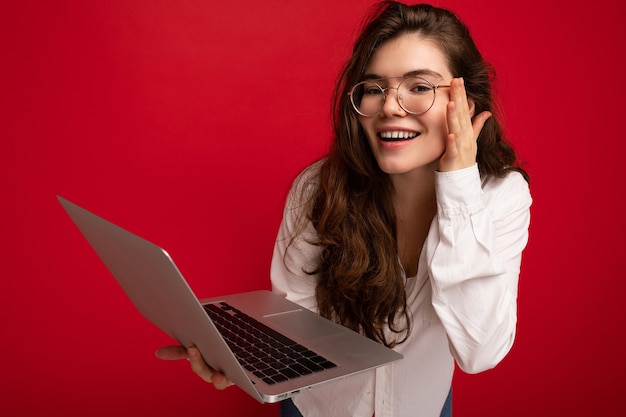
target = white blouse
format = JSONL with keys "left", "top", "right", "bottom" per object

{"left": 270, "top": 163, "right": 532, "bottom": 417}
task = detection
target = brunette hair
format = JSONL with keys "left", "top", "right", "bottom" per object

{"left": 294, "top": 2, "right": 527, "bottom": 347}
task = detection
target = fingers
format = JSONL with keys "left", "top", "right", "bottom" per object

{"left": 211, "top": 372, "right": 235, "bottom": 390}
{"left": 186, "top": 346, "right": 215, "bottom": 383}
{"left": 439, "top": 78, "right": 491, "bottom": 172}
{"left": 448, "top": 77, "right": 492, "bottom": 137}
{"left": 187, "top": 347, "right": 234, "bottom": 389}
{"left": 155, "top": 345, "right": 234, "bottom": 390}
{"left": 447, "top": 78, "right": 472, "bottom": 139}
{"left": 155, "top": 345, "right": 189, "bottom": 360}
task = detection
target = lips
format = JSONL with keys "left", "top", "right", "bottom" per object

{"left": 378, "top": 130, "right": 420, "bottom": 142}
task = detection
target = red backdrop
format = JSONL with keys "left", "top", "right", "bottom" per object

{"left": 2, "top": 0, "right": 625, "bottom": 416}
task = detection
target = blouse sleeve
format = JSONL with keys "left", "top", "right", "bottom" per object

{"left": 427, "top": 164, "right": 532, "bottom": 374}
{"left": 270, "top": 168, "right": 322, "bottom": 312}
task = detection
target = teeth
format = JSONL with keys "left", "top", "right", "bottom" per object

{"left": 380, "top": 131, "right": 418, "bottom": 139}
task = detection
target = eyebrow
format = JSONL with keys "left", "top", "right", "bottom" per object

{"left": 363, "top": 69, "right": 445, "bottom": 81}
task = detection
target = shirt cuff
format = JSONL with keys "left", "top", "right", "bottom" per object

{"left": 435, "top": 164, "right": 483, "bottom": 218}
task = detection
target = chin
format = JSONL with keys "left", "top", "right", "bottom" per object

{"left": 376, "top": 162, "right": 416, "bottom": 175}
{"left": 375, "top": 157, "right": 437, "bottom": 176}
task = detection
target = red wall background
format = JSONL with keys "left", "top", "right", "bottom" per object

{"left": 2, "top": 0, "right": 625, "bottom": 415}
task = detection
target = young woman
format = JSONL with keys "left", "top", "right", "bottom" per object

{"left": 157, "top": 2, "right": 532, "bottom": 416}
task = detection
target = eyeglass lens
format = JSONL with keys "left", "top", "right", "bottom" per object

{"left": 350, "top": 77, "right": 437, "bottom": 116}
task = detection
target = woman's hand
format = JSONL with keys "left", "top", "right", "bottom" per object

{"left": 438, "top": 77, "right": 492, "bottom": 172}
{"left": 155, "top": 345, "right": 234, "bottom": 390}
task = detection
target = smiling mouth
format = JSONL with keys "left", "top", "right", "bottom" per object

{"left": 378, "top": 131, "right": 420, "bottom": 142}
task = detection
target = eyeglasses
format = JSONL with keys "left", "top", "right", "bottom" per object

{"left": 348, "top": 76, "right": 450, "bottom": 117}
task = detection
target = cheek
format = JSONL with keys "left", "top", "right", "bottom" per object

{"left": 422, "top": 107, "right": 449, "bottom": 137}
{"left": 431, "top": 94, "right": 450, "bottom": 130}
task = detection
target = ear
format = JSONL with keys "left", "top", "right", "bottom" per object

{"left": 468, "top": 99, "right": 476, "bottom": 118}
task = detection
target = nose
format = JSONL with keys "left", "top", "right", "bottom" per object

{"left": 380, "top": 87, "right": 406, "bottom": 117}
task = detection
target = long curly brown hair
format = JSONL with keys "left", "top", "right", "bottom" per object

{"left": 293, "top": 2, "right": 528, "bottom": 348}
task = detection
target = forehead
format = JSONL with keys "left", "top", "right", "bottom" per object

{"left": 364, "top": 33, "right": 452, "bottom": 80}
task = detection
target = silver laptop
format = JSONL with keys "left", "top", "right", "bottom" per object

{"left": 57, "top": 196, "right": 403, "bottom": 403}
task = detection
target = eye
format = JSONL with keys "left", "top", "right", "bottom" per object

{"left": 406, "top": 82, "right": 432, "bottom": 94}
{"left": 362, "top": 83, "right": 383, "bottom": 95}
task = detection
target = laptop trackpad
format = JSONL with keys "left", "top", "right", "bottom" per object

{"left": 265, "top": 310, "right": 343, "bottom": 340}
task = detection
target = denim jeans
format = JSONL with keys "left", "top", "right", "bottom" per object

{"left": 440, "top": 387, "right": 453, "bottom": 417}
{"left": 279, "top": 388, "right": 452, "bottom": 417}
{"left": 280, "top": 398, "right": 304, "bottom": 417}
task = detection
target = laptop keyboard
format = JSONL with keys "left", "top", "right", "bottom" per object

{"left": 204, "top": 301, "right": 337, "bottom": 385}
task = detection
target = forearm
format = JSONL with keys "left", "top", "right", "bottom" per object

{"left": 428, "top": 165, "right": 531, "bottom": 373}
